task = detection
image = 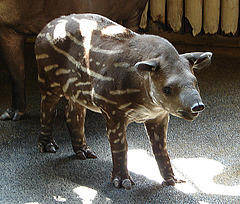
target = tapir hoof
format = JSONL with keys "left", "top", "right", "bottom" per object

{"left": 75, "top": 146, "right": 97, "bottom": 160}
{"left": 162, "top": 177, "right": 186, "bottom": 186}
{"left": 111, "top": 176, "right": 135, "bottom": 190}
{"left": 0, "top": 108, "right": 24, "bottom": 121}
{"left": 38, "top": 140, "right": 59, "bottom": 153}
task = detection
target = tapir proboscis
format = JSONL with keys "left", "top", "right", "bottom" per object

{"left": 34, "top": 13, "right": 212, "bottom": 190}
{"left": 0, "top": 0, "right": 148, "bottom": 121}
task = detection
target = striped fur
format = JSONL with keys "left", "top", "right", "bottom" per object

{"left": 35, "top": 14, "right": 211, "bottom": 189}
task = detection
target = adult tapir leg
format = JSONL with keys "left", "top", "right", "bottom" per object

{"left": 38, "top": 92, "right": 60, "bottom": 153}
{"left": 65, "top": 100, "right": 97, "bottom": 159}
{"left": 0, "top": 26, "right": 26, "bottom": 121}
{"left": 144, "top": 113, "right": 185, "bottom": 186}
{"left": 102, "top": 111, "right": 134, "bottom": 190}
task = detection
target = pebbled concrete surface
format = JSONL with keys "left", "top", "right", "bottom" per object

{"left": 0, "top": 44, "right": 239, "bottom": 204}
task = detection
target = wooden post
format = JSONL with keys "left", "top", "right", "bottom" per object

{"left": 203, "top": 0, "right": 220, "bottom": 34}
{"left": 167, "top": 0, "right": 183, "bottom": 32}
{"left": 140, "top": 2, "right": 149, "bottom": 29}
{"left": 221, "top": 0, "right": 239, "bottom": 35}
{"left": 150, "top": 0, "right": 166, "bottom": 24}
{"left": 185, "top": 0, "right": 203, "bottom": 36}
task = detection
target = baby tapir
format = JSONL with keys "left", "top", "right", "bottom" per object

{"left": 35, "top": 13, "right": 212, "bottom": 190}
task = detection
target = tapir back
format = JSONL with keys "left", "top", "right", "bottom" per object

{"left": 35, "top": 14, "right": 142, "bottom": 113}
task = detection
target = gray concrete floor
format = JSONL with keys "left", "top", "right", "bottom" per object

{"left": 0, "top": 44, "right": 239, "bottom": 204}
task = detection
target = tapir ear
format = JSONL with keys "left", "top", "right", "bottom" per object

{"left": 135, "top": 59, "right": 159, "bottom": 76}
{"left": 181, "top": 52, "right": 212, "bottom": 70}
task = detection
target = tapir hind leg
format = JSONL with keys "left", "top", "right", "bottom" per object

{"left": 65, "top": 101, "right": 97, "bottom": 160}
{"left": 0, "top": 26, "right": 26, "bottom": 121}
{"left": 144, "top": 113, "right": 186, "bottom": 186}
{"left": 38, "top": 92, "right": 60, "bottom": 153}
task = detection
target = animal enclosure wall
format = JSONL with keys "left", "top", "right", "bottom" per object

{"left": 141, "top": 0, "right": 240, "bottom": 37}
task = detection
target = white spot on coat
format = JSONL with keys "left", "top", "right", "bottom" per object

{"left": 73, "top": 17, "right": 97, "bottom": 71}
{"left": 63, "top": 77, "right": 78, "bottom": 93}
{"left": 116, "top": 122, "right": 120, "bottom": 130}
{"left": 44, "top": 64, "right": 59, "bottom": 72}
{"left": 94, "top": 92, "right": 117, "bottom": 105}
{"left": 101, "top": 25, "right": 127, "bottom": 36}
{"left": 118, "top": 102, "right": 132, "bottom": 110}
{"left": 40, "top": 131, "right": 51, "bottom": 136}
{"left": 120, "top": 137, "right": 125, "bottom": 144}
{"left": 41, "top": 95, "right": 46, "bottom": 102}
{"left": 55, "top": 69, "right": 71, "bottom": 75}
{"left": 36, "top": 54, "right": 49, "bottom": 60}
{"left": 66, "top": 118, "right": 71, "bottom": 123}
{"left": 102, "top": 108, "right": 110, "bottom": 120}
{"left": 82, "top": 90, "right": 91, "bottom": 95}
{"left": 38, "top": 33, "right": 46, "bottom": 38}
{"left": 38, "top": 76, "right": 45, "bottom": 83}
{"left": 114, "top": 62, "right": 130, "bottom": 68}
{"left": 114, "top": 139, "right": 120, "bottom": 144}
{"left": 50, "top": 82, "right": 61, "bottom": 88}
{"left": 75, "top": 81, "right": 91, "bottom": 86}
{"left": 47, "top": 23, "right": 54, "bottom": 29}
{"left": 110, "top": 89, "right": 140, "bottom": 95}
{"left": 154, "top": 132, "right": 160, "bottom": 141}
{"left": 75, "top": 90, "right": 82, "bottom": 99}
{"left": 66, "top": 111, "right": 69, "bottom": 118}
{"left": 112, "top": 147, "right": 127, "bottom": 154}
{"left": 118, "top": 132, "right": 123, "bottom": 137}
{"left": 53, "top": 20, "right": 68, "bottom": 41}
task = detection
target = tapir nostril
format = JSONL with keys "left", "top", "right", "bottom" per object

{"left": 191, "top": 102, "right": 205, "bottom": 112}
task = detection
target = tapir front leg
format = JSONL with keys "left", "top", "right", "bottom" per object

{"left": 65, "top": 100, "right": 97, "bottom": 159}
{"left": 103, "top": 112, "right": 134, "bottom": 190}
{"left": 145, "top": 113, "right": 185, "bottom": 185}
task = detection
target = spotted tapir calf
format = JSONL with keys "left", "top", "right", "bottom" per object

{"left": 35, "top": 14, "right": 212, "bottom": 190}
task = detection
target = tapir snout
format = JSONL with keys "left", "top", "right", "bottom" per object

{"left": 178, "top": 87, "right": 205, "bottom": 120}
{"left": 191, "top": 101, "right": 205, "bottom": 112}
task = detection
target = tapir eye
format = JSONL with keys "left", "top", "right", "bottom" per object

{"left": 163, "top": 86, "right": 172, "bottom": 95}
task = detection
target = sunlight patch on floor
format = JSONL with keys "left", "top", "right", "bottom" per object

{"left": 53, "top": 195, "right": 67, "bottom": 202}
{"left": 73, "top": 186, "right": 98, "bottom": 204}
{"left": 173, "top": 158, "right": 240, "bottom": 196}
{"left": 128, "top": 149, "right": 240, "bottom": 196}
{"left": 73, "top": 186, "right": 112, "bottom": 204}
{"left": 25, "top": 203, "right": 40, "bottom": 204}
{"left": 128, "top": 149, "right": 164, "bottom": 183}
